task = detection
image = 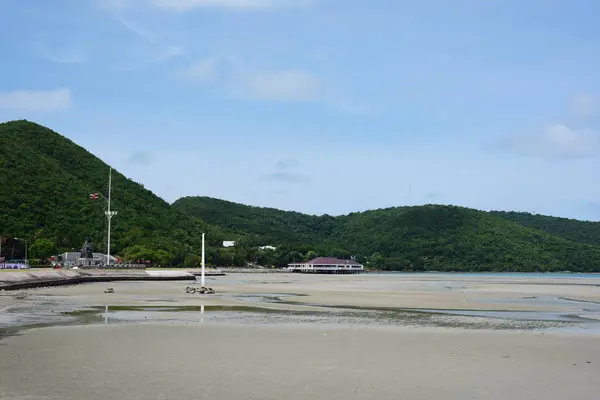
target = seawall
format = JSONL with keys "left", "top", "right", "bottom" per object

{"left": 0, "top": 270, "right": 197, "bottom": 291}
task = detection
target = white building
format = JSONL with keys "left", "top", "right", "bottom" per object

{"left": 223, "top": 241, "right": 236, "bottom": 248}
{"left": 258, "top": 245, "right": 276, "bottom": 251}
{"left": 287, "top": 257, "right": 363, "bottom": 274}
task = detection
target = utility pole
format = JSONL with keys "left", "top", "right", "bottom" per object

{"left": 201, "top": 233, "right": 206, "bottom": 287}
{"left": 105, "top": 168, "right": 118, "bottom": 266}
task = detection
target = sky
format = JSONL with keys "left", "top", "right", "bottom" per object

{"left": 1, "top": 0, "right": 600, "bottom": 220}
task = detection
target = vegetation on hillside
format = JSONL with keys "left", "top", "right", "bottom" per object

{"left": 0, "top": 120, "right": 230, "bottom": 266}
{"left": 3, "top": 120, "right": 600, "bottom": 271}
{"left": 175, "top": 197, "right": 600, "bottom": 272}
{"left": 490, "top": 211, "right": 600, "bottom": 246}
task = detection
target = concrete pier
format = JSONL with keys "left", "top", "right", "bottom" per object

{"left": 0, "top": 269, "right": 196, "bottom": 291}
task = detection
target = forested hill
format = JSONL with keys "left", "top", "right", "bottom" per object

{"left": 490, "top": 211, "right": 600, "bottom": 246}
{"left": 0, "top": 120, "right": 230, "bottom": 266}
{"left": 173, "top": 196, "right": 336, "bottom": 246}
{"left": 4, "top": 119, "right": 600, "bottom": 271}
{"left": 174, "top": 197, "right": 600, "bottom": 272}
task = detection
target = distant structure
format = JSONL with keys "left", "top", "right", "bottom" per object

{"left": 79, "top": 239, "right": 94, "bottom": 266}
{"left": 258, "top": 245, "right": 276, "bottom": 251}
{"left": 223, "top": 241, "right": 236, "bottom": 248}
{"left": 53, "top": 252, "right": 118, "bottom": 268}
{"left": 0, "top": 257, "right": 29, "bottom": 269}
{"left": 287, "top": 257, "right": 364, "bottom": 274}
{"left": 53, "top": 241, "right": 119, "bottom": 268}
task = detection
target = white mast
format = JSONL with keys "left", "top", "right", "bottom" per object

{"left": 201, "top": 233, "right": 206, "bottom": 287}
{"left": 105, "top": 168, "right": 118, "bottom": 266}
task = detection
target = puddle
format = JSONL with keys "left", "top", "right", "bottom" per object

{"left": 473, "top": 296, "right": 600, "bottom": 310}
{"left": 5, "top": 286, "right": 600, "bottom": 338}
{"left": 223, "top": 293, "right": 308, "bottom": 303}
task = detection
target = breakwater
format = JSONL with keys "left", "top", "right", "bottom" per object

{"left": 0, "top": 270, "right": 196, "bottom": 291}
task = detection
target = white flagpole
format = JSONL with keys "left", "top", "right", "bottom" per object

{"left": 201, "top": 233, "right": 206, "bottom": 287}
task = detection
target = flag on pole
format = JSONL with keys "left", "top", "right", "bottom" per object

{"left": 90, "top": 193, "right": 99, "bottom": 200}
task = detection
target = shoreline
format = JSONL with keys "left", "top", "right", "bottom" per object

{"left": 0, "top": 269, "right": 200, "bottom": 291}
{"left": 4, "top": 272, "right": 600, "bottom": 337}
{"left": 3, "top": 274, "right": 600, "bottom": 399}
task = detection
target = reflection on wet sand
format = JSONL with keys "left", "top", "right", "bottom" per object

{"left": 4, "top": 272, "right": 600, "bottom": 333}
{"left": 3, "top": 273, "right": 600, "bottom": 400}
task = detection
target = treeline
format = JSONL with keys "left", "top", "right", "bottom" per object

{"left": 175, "top": 199, "right": 600, "bottom": 272}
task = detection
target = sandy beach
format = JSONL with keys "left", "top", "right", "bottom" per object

{"left": 1, "top": 323, "right": 599, "bottom": 400}
{"left": 2, "top": 272, "right": 600, "bottom": 399}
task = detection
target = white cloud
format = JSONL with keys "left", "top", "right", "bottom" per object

{"left": 178, "top": 58, "right": 220, "bottom": 83}
{"left": 108, "top": 14, "right": 184, "bottom": 65}
{"left": 244, "top": 69, "right": 320, "bottom": 101}
{"left": 500, "top": 123, "right": 600, "bottom": 159}
{"left": 569, "top": 93, "right": 597, "bottom": 117}
{"left": 0, "top": 88, "right": 72, "bottom": 112}
{"left": 115, "top": 15, "right": 156, "bottom": 43}
{"left": 35, "top": 43, "right": 86, "bottom": 64}
{"left": 155, "top": 45, "right": 186, "bottom": 61}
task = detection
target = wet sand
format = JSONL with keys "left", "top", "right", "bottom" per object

{"left": 1, "top": 323, "right": 599, "bottom": 399}
{"left": 2, "top": 273, "right": 600, "bottom": 399}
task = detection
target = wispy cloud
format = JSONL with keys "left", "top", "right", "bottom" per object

{"left": 177, "top": 57, "right": 221, "bottom": 84}
{"left": 34, "top": 43, "right": 86, "bottom": 64}
{"left": 497, "top": 123, "right": 600, "bottom": 159}
{"left": 0, "top": 88, "right": 72, "bottom": 112}
{"left": 115, "top": 14, "right": 156, "bottom": 43}
{"left": 180, "top": 58, "right": 364, "bottom": 110}
{"left": 101, "top": 8, "right": 185, "bottom": 65}
{"left": 569, "top": 93, "right": 597, "bottom": 117}
{"left": 261, "top": 158, "right": 307, "bottom": 183}
{"left": 242, "top": 69, "right": 320, "bottom": 101}
{"left": 274, "top": 158, "right": 300, "bottom": 169}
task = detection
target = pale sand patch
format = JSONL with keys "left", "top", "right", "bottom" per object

{"left": 5, "top": 273, "right": 600, "bottom": 314}
{"left": 1, "top": 323, "right": 599, "bottom": 400}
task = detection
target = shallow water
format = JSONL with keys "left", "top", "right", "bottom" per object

{"left": 5, "top": 273, "right": 600, "bottom": 337}
{"left": 373, "top": 272, "right": 600, "bottom": 278}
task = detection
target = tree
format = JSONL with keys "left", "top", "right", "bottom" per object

{"left": 122, "top": 245, "right": 155, "bottom": 262}
{"left": 304, "top": 250, "right": 318, "bottom": 261}
{"left": 184, "top": 254, "right": 202, "bottom": 267}
{"left": 154, "top": 250, "right": 173, "bottom": 267}
{"left": 30, "top": 238, "right": 57, "bottom": 260}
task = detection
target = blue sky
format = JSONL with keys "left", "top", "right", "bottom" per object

{"left": 1, "top": 0, "right": 600, "bottom": 220}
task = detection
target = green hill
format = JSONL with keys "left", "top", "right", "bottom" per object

{"left": 4, "top": 120, "right": 600, "bottom": 271}
{"left": 173, "top": 196, "right": 336, "bottom": 246}
{"left": 490, "top": 211, "right": 600, "bottom": 246}
{"left": 0, "top": 120, "right": 228, "bottom": 266}
{"left": 174, "top": 197, "right": 600, "bottom": 272}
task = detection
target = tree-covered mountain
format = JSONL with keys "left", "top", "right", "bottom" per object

{"left": 0, "top": 120, "right": 230, "bottom": 266}
{"left": 490, "top": 211, "right": 600, "bottom": 246}
{"left": 174, "top": 197, "right": 600, "bottom": 272}
{"left": 4, "top": 120, "right": 600, "bottom": 271}
{"left": 173, "top": 196, "right": 336, "bottom": 246}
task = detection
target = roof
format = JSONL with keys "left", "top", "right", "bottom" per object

{"left": 291, "top": 257, "right": 362, "bottom": 266}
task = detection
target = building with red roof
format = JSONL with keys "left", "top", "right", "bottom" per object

{"left": 287, "top": 257, "right": 363, "bottom": 274}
